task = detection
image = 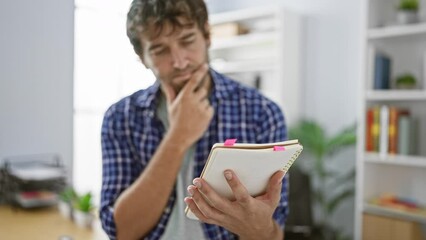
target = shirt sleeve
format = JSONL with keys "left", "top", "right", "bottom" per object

{"left": 256, "top": 100, "right": 289, "bottom": 229}
{"left": 99, "top": 103, "right": 141, "bottom": 239}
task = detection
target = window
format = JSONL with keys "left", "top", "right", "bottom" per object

{"left": 73, "top": 0, "right": 155, "bottom": 204}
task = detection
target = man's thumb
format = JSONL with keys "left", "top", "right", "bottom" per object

{"left": 162, "top": 83, "right": 176, "bottom": 105}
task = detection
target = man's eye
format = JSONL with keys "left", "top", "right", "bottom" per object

{"left": 152, "top": 48, "right": 166, "bottom": 56}
{"left": 182, "top": 38, "right": 195, "bottom": 45}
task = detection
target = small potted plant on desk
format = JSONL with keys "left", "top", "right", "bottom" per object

{"left": 73, "top": 192, "right": 94, "bottom": 228}
{"left": 58, "top": 187, "right": 77, "bottom": 219}
{"left": 397, "top": 0, "right": 419, "bottom": 24}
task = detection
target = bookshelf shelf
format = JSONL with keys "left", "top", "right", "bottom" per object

{"left": 365, "top": 90, "right": 426, "bottom": 101}
{"left": 211, "top": 60, "right": 275, "bottom": 73}
{"left": 368, "top": 22, "right": 426, "bottom": 39}
{"left": 363, "top": 203, "right": 426, "bottom": 224}
{"left": 210, "top": 32, "right": 276, "bottom": 50}
{"left": 210, "top": 6, "right": 277, "bottom": 25}
{"left": 364, "top": 153, "right": 426, "bottom": 168}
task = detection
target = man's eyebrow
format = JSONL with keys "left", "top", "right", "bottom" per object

{"left": 180, "top": 32, "right": 196, "bottom": 39}
{"left": 148, "top": 43, "right": 163, "bottom": 52}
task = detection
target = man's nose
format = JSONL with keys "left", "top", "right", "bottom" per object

{"left": 171, "top": 48, "right": 189, "bottom": 70}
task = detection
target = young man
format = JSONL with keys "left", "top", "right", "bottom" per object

{"left": 100, "top": 0, "right": 289, "bottom": 239}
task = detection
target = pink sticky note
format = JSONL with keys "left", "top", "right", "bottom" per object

{"left": 273, "top": 146, "right": 285, "bottom": 151}
{"left": 224, "top": 139, "right": 237, "bottom": 146}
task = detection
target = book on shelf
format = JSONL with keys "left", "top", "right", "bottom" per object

{"left": 211, "top": 22, "right": 249, "bottom": 39}
{"left": 365, "top": 107, "right": 374, "bottom": 152}
{"left": 365, "top": 105, "right": 417, "bottom": 156}
{"left": 365, "top": 106, "right": 380, "bottom": 152}
{"left": 398, "top": 110, "right": 411, "bottom": 155}
{"left": 367, "top": 194, "right": 426, "bottom": 218}
{"left": 379, "top": 105, "right": 389, "bottom": 158}
{"left": 374, "top": 52, "right": 391, "bottom": 90}
{"left": 388, "top": 107, "right": 398, "bottom": 154}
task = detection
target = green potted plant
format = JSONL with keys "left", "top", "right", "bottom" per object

{"left": 58, "top": 187, "right": 77, "bottom": 219}
{"left": 289, "top": 120, "right": 356, "bottom": 240}
{"left": 73, "top": 192, "right": 94, "bottom": 228}
{"left": 395, "top": 73, "right": 417, "bottom": 89}
{"left": 397, "top": 0, "right": 419, "bottom": 24}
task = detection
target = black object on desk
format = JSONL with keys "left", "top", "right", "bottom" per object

{"left": 1, "top": 153, "right": 67, "bottom": 208}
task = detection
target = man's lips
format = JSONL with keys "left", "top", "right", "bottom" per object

{"left": 173, "top": 72, "right": 192, "bottom": 82}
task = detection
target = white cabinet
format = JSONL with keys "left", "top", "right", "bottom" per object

{"left": 209, "top": 7, "right": 302, "bottom": 126}
{"left": 355, "top": 0, "right": 426, "bottom": 239}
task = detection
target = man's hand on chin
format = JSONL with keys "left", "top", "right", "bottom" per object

{"left": 162, "top": 63, "right": 213, "bottom": 149}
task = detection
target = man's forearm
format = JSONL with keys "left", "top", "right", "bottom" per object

{"left": 113, "top": 132, "right": 188, "bottom": 239}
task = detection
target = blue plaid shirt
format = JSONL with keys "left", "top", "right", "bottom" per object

{"left": 100, "top": 69, "right": 289, "bottom": 240}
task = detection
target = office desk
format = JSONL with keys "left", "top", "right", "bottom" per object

{"left": 0, "top": 205, "right": 108, "bottom": 240}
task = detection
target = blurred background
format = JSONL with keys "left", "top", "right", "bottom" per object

{"left": 1, "top": 0, "right": 425, "bottom": 239}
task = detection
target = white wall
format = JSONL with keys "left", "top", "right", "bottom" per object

{"left": 0, "top": 0, "right": 75, "bottom": 179}
{"left": 208, "top": 0, "right": 362, "bottom": 237}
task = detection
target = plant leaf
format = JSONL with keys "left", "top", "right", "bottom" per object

{"left": 59, "top": 187, "right": 77, "bottom": 202}
{"left": 325, "top": 124, "right": 357, "bottom": 155}
{"left": 76, "top": 192, "right": 93, "bottom": 212}
{"left": 289, "top": 120, "right": 327, "bottom": 160}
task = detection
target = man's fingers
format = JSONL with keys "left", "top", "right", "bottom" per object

{"left": 192, "top": 178, "right": 231, "bottom": 213}
{"left": 184, "top": 197, "right": 217, "bottom": 225}
{"left": 181, "top": 64, "right": 209, "bottom": 95}
{"left": 224, "top": 170, "right": 251, "bottom": 204}
{"left": 202, "top": 99, "right": 210, "bottom": 109}
{"left": 195, "top": 88, "right": 208, "bottom": 102}
{"left": 188, "top": 185, "right": 225, "bottom": 221}
{"left": 162, "top": 82, "right": 176, "bottom": 105}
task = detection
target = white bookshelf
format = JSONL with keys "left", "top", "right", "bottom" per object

{"left": 368, "top": 22, "right": 426, "bottom": 39}
{"left": 209, "top": 7, "right": 302, "bottom": 126}
{"left": 356, "top": 0, "right": 426, "bottom": 239}
{"left": 365, "top": 90, "right": 426, "bottom": 101}
{"left": 364, "top": 153, "right": 426, "bottom": 168}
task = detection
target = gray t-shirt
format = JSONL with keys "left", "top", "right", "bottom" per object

{"left": 156, "top": 94, "right": 206, "bottom": 240}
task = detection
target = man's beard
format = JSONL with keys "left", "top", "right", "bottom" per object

{"left": 173, "top": 68, "right": 208, "bottom": 93}
{"left": 171, "top": 55, "right": 210, "bottom": 94}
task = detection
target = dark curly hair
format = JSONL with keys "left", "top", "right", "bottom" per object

{"left": 126, "top": 0, "right": 210, "bottom": 57}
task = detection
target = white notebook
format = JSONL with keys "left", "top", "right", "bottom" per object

{"left": 185, "top": 139, "right": 303, "bottom": 220}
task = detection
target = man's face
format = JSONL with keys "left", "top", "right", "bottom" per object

{"left": 140, "top": 20, "right": 210, "bottom": 93}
